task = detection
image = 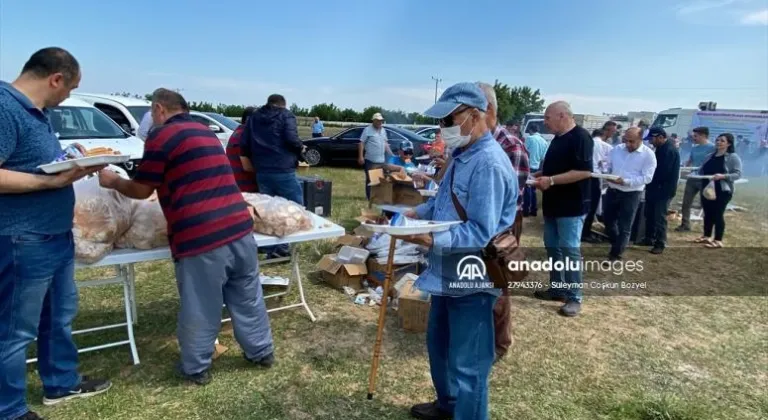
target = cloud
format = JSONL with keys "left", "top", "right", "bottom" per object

{"left": 675, "top": 0, "right": 742, "bottom": 15}
{"left": 740, "top": 8, "right": 768, "bottom": 25}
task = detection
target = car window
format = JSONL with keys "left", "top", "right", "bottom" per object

{"left": 420, "top": 128, "right": 437, "bottom": 140}
{"left": 52, "top": 106, "right": 127, "bottom": 140}
{"left": 339, "top": 127, "right": 364, "bottom": 140}
{"left": 385, "top": 128, "right": 405, "bottom": 141}
{"left": 94, "top": 103, "right": 131, "bottom": 129}
{"left": 190, "top": 114, "right": 214, "bottom": 127}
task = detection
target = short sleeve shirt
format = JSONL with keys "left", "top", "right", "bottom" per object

{"left": 541, "top": 125, "right": 594, "bottom": 218}
{"left": 361, "top": 125, "right": 387, "bottom": 163}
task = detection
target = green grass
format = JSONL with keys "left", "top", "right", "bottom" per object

{"left": 26, "top": 169, "right": 768, "bottom": 420}
{"left": 298, "top": 126, "right": 347, "bottom": 140}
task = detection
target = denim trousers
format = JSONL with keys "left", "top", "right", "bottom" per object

{"left": 427, "top": 293, "right": 497, "bottom": 420}
{"left": 255, "top": 171, "right": 304, "bottom": 255}
{"left": 0, "top": 232, "right": 81, "bottom": 420}
{"left": 522, "top": 167, "right": 539, "bottom": 216}
{"left": 543, "top": 215, "right": 586, "bottom": 303}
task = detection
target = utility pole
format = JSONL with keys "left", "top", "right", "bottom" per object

{"left": 431, "top": 76, "right": 442, "bottom": 103}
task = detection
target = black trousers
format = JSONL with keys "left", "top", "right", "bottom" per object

{"left": 603, "top": 189, "right": 642, "bottom": 257}
{"left": 581, "top": 178, "right": 602, "bottom": 239}
{"left": 701, "top": 191, "right": 733, "bottom": 241}
{"left": 312, "top": 132, "right": 322, "bottom": 138}
{"left": 644, "top": 197, "right": 672, "bottom": 248}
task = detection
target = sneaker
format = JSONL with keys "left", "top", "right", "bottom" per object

{"left": 533, "top": 289, "right": 568, "bottom": 303}
{"left": 42, "top": 377, "right": 112, "bottom": 406}
{"left": 244, "top": 352, "right": 275, "bottom": 368}
{"left": 649, "top": 247, "right": 664, "bottom": 255}
{"left": 176, "top": 364, "right": 211, "bottom": 386}
{"left": 15, "top": 412, "right": 45, "bottom": 420}
{"left": 410, "top": 401, "right": 452, "bottom": 420}
{"left": 559, "top": 300, "right": 582, "bottom": 317}
{"left": 675, "top": 225, "right": 691, "bottom": 232}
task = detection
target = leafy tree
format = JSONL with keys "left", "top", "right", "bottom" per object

{"left": 339, "top": 108, "right": 360, "bottom": 122}
{"left": 290, "top": 103, "right": 309, "bottom": 117}
{"left": 309, "top": 103, "right": 341, "bottom": 121}
{"left": 493, "top": 81, "right": 545, "bottom": 124}
{"left": 360, "top": 106, "right": 384, "bottom": 123}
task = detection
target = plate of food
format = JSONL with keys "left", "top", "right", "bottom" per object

{"left": 38, "top": 147, "right": 130, "bottom": 174}
{"left": 360, "top": 220, "right": 461, "bottom": 235}
{"left": 591, "top": 173, "right": 621, "bottom": 181}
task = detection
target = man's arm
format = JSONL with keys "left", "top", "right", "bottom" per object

{"left": 0, "top": 167, "right": 99, "bottom": 194}
{"left": 99, "top": 171, "right": 154, "bottom": 199}
{"left": 240, "top": 156, "right": 254, "bottom": 172}
{"left": 624, "top": 151, "right": 657, "bottom": 188}
{"left": 282, "top": 114, "right": 304, "bottom": 154}
{"left": 667, "top": 149, "right": 681, "bottom": 198}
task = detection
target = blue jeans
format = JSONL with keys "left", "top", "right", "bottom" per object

{"left": 0, "top": 232, "right": 81, "bottom": 420}
{"left": 522, "top": 167, "right": 538, "bottom": 215}
{"left": 543, "top": 216, "right": 586, "bottom": 303}
{"left": 427, "top": 293, "right": 496, "bottom": 420}
{"left": 256, "top": 171, "right": 304, "bottom": 255}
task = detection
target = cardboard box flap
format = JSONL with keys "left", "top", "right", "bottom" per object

{"left": 399, "top": 279, "right": 430, "bottom": 302}
{"left": 342, "top": 263, "right": 368, "bottom": 275}
{"left": 390, "top": 171, "right": 413, "bottom": 183}
{"left": 317, "top": 254, "right": 367, "bottom": 275}
{"left": 367, "top": 168, "right": 385, "bottom": 186}
{"left": 336, "top": 235, "right": 366, "bottom": 247}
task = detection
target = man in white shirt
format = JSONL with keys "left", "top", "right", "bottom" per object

{"left": 603, "top": 127, "right": 657, "bottom": 260}
{"left": 582, "top": 122, "right": 616, "bottom": 243}
{"left": 137, "top": 110, "right": 154, "bottom": 140}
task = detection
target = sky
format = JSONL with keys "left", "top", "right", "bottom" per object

{"left": 1, "top": 0, "right": 767, "bottom": 116}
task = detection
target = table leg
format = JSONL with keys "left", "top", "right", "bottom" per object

{"left": 121, "top": 265, "right": 141, "bottom": 365}
{"left": 291, "top": 246, "right": 317, "bottom": 322}
{"left": 128, "top": 264, "right": 138, "bottom": 325}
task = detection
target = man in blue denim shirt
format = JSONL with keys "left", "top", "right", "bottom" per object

{"left": 397, "top": 83, "right": 517, "bottom": 420}
{"left": 0, "top": 48, "right": 111, "bottom": 420}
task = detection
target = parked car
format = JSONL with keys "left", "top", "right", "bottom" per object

{"left": 52, "top": 98, "right": 145, "bottom": 175}
{"left": 72, "top": 93, "right": 237, "bottom": 147}
{"left": 415, "top": 126, "right": 440, "bottom": 140}
{"left": 302, "top": 125, "right": 433, "bottom": 167}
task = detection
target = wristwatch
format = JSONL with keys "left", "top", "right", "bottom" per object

{"left": 549, "top": 176, "right": 556, "bottom": 186}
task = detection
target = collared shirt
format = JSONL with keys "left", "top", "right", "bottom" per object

{"left": 688, "top": 142, "right": 716, "bottom": 167}
{"left": 414, "top": 132, "right": 517, "bottom": 297}
{"left": 592, "top": 137, "right": 613, "bottom": 173}
{"left": 133, "top": 113, "right": 253, "bottom": 259}
{"left": 525, "top": 133, "right": 548, "bottom": 170}
{"left": 361, "top": 124, "right": 388, "bottom": 163}
{"left": 225, "top": 125, "right": 257, "bottom": 192}
{"left": 138, "top": 110, "right": 154, "bottom": 140}
{"left": 0, "top": 81, "right": 74, "bottom": 235}
{"left": 607, "top": 143, "right": 657, "bottom": 192}
{"left": 311, "top": 121, "right": 324, "bottom": 134}
{"left": 493, "top": 125, "right": 529, "bottom": 206}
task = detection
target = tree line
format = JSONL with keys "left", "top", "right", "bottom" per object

{"left": 111, "top": 81, "right": 545, "bottom": 124}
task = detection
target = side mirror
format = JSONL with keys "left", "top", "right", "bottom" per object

{"left": 209, "top": 124, "right": 222, "bottom": 133}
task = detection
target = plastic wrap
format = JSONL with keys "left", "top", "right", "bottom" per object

{"left": 242, "top": 193, "right": 314, "bottom": 237}
{"left": 116, "top": 198, "right": 168, "bottom": 250}
{"left": 73, "top": 177, "right": 135, "bottom": 244}
{"left": 73, "top": 227, "right": 113, "bottom": 264}
{"left": 702, "top": 180, "right": 717, "bottom": 200}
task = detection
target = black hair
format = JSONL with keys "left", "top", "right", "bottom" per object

{"left": 602, "top": 121, "right": 617, "bottom": 129}
{"left": 671, "top": 133, "right": 678, "bottom": 138}
{"left": 151, "top": 88, "right": 189, "bottom": 112}
{"left": 718, "top": 133, "right": 735, "bottom": 153}
{"left": 692, "top": 126, "right": 710, "bottom": 137}
{"left": 241, "top": 106, "right": 256, "bottom": 124}
{"left": 267, "top": 94, "right": 286, "bottom": 107}
{"left": 21, "top": 47, "right": 80, "bottom": 83}
{"left": 527, "top": 124, "right": 539, "bottom": 134}
{"left": 592, "top": 129, "right": 603, "bottom": 138}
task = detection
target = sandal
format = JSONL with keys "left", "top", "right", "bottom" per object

{"left": 705, "top": 241, "right": 723, "bottom": 249}
{"left": 693, "top": 237, "right": 712, "bottom": 244}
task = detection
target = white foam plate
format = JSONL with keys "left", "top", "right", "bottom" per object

{"left": 414, "top": 155, "right": 432, "bottom": 161}
{"left": 526, "top": 179, "right": 536, "bottom": 186}
{"left": 687, "top": 174, "right": 714, "bottom": 180}
{"left": 38, "top": 155, "right": 131, "bottom": 174}
{"left": 418, "top": 189, "right": 438, "bottom": 197}
{"left": 680, "top": 166, "right": 699, "bottom": 170}
{"left": 591, "top": 173, "right": 621, "bottom": 181}
{"left": 360, "top": 220, "right": 462, "bottom": 235}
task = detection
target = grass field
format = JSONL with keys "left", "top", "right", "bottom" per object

{"left": 297, "top": 126, "right": 348, "bottom": 139}
{"left": 25, "top": 169, "right": 768, "bottom": 420}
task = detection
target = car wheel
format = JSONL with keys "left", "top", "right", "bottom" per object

{"left": 303, "top": 147, "right": 324, "bottom": 167}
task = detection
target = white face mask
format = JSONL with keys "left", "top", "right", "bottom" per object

{"left": 441, "top": 115, "right": 473, "bottom": 150}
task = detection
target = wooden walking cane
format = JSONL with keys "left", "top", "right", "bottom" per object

{"left": 367, "top": 236, "right": 398, "bottom": 400}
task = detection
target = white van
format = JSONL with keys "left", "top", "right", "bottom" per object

{"left": 52, "top": 98, "right": 145, "bottom": 174}
{"left": 72, "top": 93, "right": 238, "bottom": 146}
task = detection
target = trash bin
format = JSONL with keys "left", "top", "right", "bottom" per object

{"left": 297, "top": 175, "right": 332, "bottom": 217}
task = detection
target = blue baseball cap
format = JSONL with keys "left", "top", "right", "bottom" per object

{"left": 423, "top": 82, "right": 488, "bottom": 118}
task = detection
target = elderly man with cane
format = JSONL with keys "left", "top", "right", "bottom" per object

{"left": 397, "top": 82, "right": 517, "bottom": 420}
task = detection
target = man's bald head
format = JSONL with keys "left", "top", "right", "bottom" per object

{"left": 623, "top": 127, "right": 644, "bottom": 152}
{"left": 544, "top": 101, "right": 575, "bottom": 135}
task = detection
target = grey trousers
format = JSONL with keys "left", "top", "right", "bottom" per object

{"left": 680, "top": 178, "right": 702, "bottom": 228}
{"left": 174, "top": 234, "right": 274, "bottom": 375}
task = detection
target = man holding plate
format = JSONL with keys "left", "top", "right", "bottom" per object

{"left": 398, "top": 82, "right": 518, "bottom": 420}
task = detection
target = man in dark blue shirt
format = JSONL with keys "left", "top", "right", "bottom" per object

{"left": 0, "top": 47, "right": 112, "bottom": 420}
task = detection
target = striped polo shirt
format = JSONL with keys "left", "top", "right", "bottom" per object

{"left": 133, "top": 113, "right": 253, "bottom": 259}
{"left": 225, "top": 125, "right": 257, "bottom": 192}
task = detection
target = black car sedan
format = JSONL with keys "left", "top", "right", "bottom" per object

{"left": 301, "top": 125, "right": 434, "bottom": 167}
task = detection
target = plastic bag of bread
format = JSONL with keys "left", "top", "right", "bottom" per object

{"left": 73, "top": 227, "right": 113, "bottom": 264}
{"left": 116, "top": 197, "right": 168, "bottom": 250}
{"left": 242, "top": 193, "right": 313, "bottom": 237}
{"left": 73, "top": 176, "right": 134, "bottom": 244}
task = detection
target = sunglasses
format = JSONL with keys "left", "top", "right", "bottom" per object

{"left": 439, "top": 106, "right": 470, "bottom": 127}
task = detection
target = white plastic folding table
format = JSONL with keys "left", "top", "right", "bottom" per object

{"left": 26, "top": 213, "right": 344, "bottom": 366}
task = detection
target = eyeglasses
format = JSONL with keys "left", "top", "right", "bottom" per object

{"left": 439, "top": 106, "right": 470, "bottom": 127}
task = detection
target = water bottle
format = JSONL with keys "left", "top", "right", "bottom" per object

{"left": 55, "top": 144, "right": 84, "bottom": 163}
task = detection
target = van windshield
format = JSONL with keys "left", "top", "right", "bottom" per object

{"left": 51, "top": 106, "right": 127, "bottom": 140}
{"left": 652, "top": 114, "right": 678, "bottom": 128}
{"left": 127, "top": 106, "right": 151, "bottom": 123}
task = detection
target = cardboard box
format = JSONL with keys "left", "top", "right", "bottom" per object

{"left": 397, "top": 278, "right": 431, "bottom": 333}
{"left": 393, "top": 184, "right": 427, "bottom": 206}
{"left": 317, "top": 254, "right": 367, "bottom": 291}
{"left": 366, "top": 258, "right": 420, "bottom": 285}
{"left": 369, "top": 180, "right": 393, "bottom": 204}
{"left": 335, "top": 234, "right": 367, "bottom": 249}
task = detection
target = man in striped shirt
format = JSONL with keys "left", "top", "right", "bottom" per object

{"left": 226, "top": 106, "right": 257, "bottom": 192}
{"left": 98, "top": 88, "right": 274, "bottom": 385}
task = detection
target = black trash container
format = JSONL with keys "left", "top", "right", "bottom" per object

{"left": 297, "top": 175, "right": 333, "bottom": 217}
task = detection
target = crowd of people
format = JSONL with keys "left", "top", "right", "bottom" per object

{"left": 0, "top": 46, "right": 748, "bottom": 420}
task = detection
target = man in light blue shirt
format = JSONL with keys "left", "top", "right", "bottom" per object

{"left": 676, "top": 126, "right": 716, "bottom": 231}
{"left": 523, "top": 124, "right": 549, "bottom": 216}
{"left": 358, "top": 113, "right": 392, "bottom": 200}
{"left": 311, "top": 116, "right": 324, "bottom": 138}
{"left": 397, "top": 83, "right": 517, "bottom": 420}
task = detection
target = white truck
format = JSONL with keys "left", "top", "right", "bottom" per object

{"left": 521, "top": 112, "right": 610, "bottom": 141}
{"left": 651, "top": 106, "right": 768, "bottom": 152}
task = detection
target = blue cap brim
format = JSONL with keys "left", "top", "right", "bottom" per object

{"left": 423, "top": 102, "right": 460, "bottom": 119}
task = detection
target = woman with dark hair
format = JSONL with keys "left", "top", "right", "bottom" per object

{"left": 693, "top": 133, "right": 742, "bottom": 248}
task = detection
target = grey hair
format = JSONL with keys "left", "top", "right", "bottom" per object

{"left": 548, "top": 100, "right": 574, "bottom": 117}
{"left": 476, "top": 82, "right": 497, "bottom": 112}
{"left": 151, "top": 88, "right": 189, "bottom": 112}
